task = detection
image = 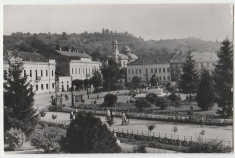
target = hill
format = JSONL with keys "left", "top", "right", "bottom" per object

{"left": 3, "top": 30, "right": 221, "bottom": 59}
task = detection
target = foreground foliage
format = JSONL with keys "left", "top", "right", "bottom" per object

{"left": 5, "top": 128, "right": 26, "bottom": 151}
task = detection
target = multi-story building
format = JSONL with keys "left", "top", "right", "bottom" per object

{"left": 170, "top": 51, "right": 218, "bottom": 82}
{"left": 3, "top": 51, "right": 56, "bottom": 94}
{"left": 127, "top": 54, "right": 174, "bottom": 83}
{"left": 111, "top": 39, "right": 138, "bottom": 68}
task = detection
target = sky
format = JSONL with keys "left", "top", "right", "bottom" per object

{"left": 3, "top": 4, "right": 234, "bottom": 41}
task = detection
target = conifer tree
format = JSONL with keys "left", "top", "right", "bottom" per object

{"left": 214, "top": 38, "right": 233, "bottom": 117}
{"left": 4, "top": 52, "right": 38, "bottom": 135}
{"left": 179, "top": 52, "right": 199, "bottom": 100}
{"left": 196, "top": 69, "right": 215, "bottom": 110}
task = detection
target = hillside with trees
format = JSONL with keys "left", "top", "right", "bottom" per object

{"left": 4, "top": 29, "right": 220, "bottom": 60}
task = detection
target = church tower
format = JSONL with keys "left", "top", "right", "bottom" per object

{"left": 112, "top": 39, "right": 119, "bottom": 62}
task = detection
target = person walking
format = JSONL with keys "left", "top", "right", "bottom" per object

{"left": 121, "top": 112, "right": 127, "bottom": 125}
{"left": 70, "top": 110, "right": 74, "bottom": 120}
{"left": 106, "top": 109, "right": 111, "bottom": 123}
{"left": 125, "top": 112, "right": 130, "bottom": 124}
{"left": 110, "top": 109, "right": 114, "bottom": 125}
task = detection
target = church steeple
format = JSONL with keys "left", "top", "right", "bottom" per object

{"left": 112, "top": 39, "right": 119, "bottom": 62}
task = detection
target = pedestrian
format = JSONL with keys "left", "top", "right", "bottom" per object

{"left": 106, "top": 109, "right": 111, "bottom": 123}
{"left": 121, "top": 112, "right": 127, "bottom": 125}
{"left": 70, "top": 110, "right": 73, "bottom": 120}
{"left": 97, "top": 93, "right": 100, "bottom": 100}
{"left": 200, "top": 115, "right": 204, "bottom": 125}
{"left": 125, "top": 112, "right": 129, "bottom": 124}
{"left": 87, "top": 90, "right": 89, "bottom": 99}
{"left": 110, "top": 109, "right": 114, "bottom": 125}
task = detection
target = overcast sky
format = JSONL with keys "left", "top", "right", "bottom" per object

{"left": 3, "top": 4, "right": 234, "bottom": 41}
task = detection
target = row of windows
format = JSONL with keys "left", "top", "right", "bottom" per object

{"left": 128, "top": 76, "right": 170, "bottom": 82}
{"left": 23, "top": 69, "right": 54, "bottom": 78}
{"left": 35, "top": 83, "right": 54, "bottom": 91}
{"left": 71, "top": 67, "right": 95, "bottom": 75}
{"left": 128, "top": 67, "right": 170, "bottom": 75}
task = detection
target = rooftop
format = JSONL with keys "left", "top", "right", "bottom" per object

{"left": 128, "top": 53, "right": 176, "bottom": 65}
{"left": 122, "top": 46, "right": 131, "bottom": 52}
{"left": 112, "top": 39, "right": 118, "bottom": 45}
{"left": 4, "top": 51, "right": 49, "bottom": 63}
{"left": 55, "top": 50, "right": 92, "bottom": 59}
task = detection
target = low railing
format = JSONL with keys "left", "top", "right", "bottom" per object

{"left": 40, "top": 118, "right": 232, "bottom": 148}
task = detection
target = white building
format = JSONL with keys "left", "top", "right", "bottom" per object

{"left": 111, "top": 40, "right": 138, "bottom": 68}
{"left": 127, "top": 55, "right": 173, "bottom": 83}
{"left": 4, "top": 51, "right": 56, "bottom": 94}
{"left": 55, "top": 49, "right": 101, "bottom": 81}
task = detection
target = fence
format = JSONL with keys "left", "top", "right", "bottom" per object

{"left": 40, "top": 118, "right": 232, "bottom": 148}
{"left": 76, "top": 108, "right": 233, "bottom": 126}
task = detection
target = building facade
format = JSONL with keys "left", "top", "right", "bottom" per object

{"left": 111, "top": 40, "right": 138, "bottom": 68}
{"left": 4, "top": 51, "right": 56, "bottom": 94}
{"left": 127, "top": 56, "right": 171, "bottom": 84}
{"left": 170, "top": 51, "right": 218, "bottom": 82}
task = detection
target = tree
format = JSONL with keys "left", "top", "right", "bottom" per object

{"left": 72, "top": 79, "right": 84, "bottom": 90}
{"left": 83, "top": 79, "right": 90, "bottom": 90}
{"left": 90, "top": 70, "right": 102, "bottom": 90}
{"left": 61, "top": 113, "right": 121, "bottom": 153}
{"left": 196, "top": 69, "right": 215, "bottom": 111}
{"left": 4, "top": 52, "right": 38, "bottom": 135}
{"left": 135, "top": 99, "right": 151, "bottom": 112}
{"left": 104, "top": 94, "right": 117, "bottom": 107}
{"left": 179, "top": 52, "right": 198, "bottom": 100}
{"left": 146, "top": 93, "right": 158, "bottom": 104}
{"left": 150, "top": 74, "right": 158, "bottom": 86}
{"left": 132, "top": 76, "right": 140, "bottom": 87}
{"left": 61, "top": 32, "right": 67, "bottom": 40}
{"left": 214, "top": 38, "right": 233, "bottom": 117}
{"left": 155, "top": 97, "right": 167, "bottom": 110}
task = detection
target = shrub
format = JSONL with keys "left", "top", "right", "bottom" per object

{"left": 5, "top": 128, "right": 26, "bottom": 151}
{"left": 147, "top": 124, "right": 155, "bottom": 133}
{"left": 188, "top": 139, "right": 232, "bottom": 153}
{"left": 61, "top": 112, "right": 121, "bottom": 153}
{"left": 52, "top": 114, "right": 57, "bottom": 120}
{"left": 133, "top": 145, "right": 147, "bottom": 153}
{"left": 135, "top": 99, "right": 151, "bottom": 112}
{"left": 146, "top": 93, "right": 158, "bottom": 104}
{"left": 168, "top": 93, "right": 180, "bottom": 102}
{"left": 39, "top": 109, "right": 46, "bottom": 117}
{"left": 155, "top": 97, "right": 167, "bottom": 109}
{"left": 30, "top": 126, "right": 64, "bottom": 153}
{"left": 104, "top": 94, "right": 117, "bottom": 107}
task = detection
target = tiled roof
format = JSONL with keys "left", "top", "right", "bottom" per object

{"left": 55, "top": 50, "right": 91, "bottom": 59}
{"left": 171, "top": 51, "right": 218, "bottom": 63}
{"left": 128, "top": 53, "right": 175, "bottom": 65}
{"left": 4, "top": 51, "right": 48, "bottom": 62}
{"left": 118, "top": 54, "right": 129, "bottom": 60}
{"left": 128, "top": 53, "right": 138, "bottom": 59}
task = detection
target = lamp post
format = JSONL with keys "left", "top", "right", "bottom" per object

{"left": 59, "top": 88, "right": 62, "bottom": 107}
{"left": 71, "top": 85, "right": 76, "bottom": 108}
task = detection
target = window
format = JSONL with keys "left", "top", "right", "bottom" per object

{"left": 72, "top": 68, "right": 73, "bottom": 74}
{"left": 52, "top": 83, "right": 55, "bottom": 89}
{"left": 30, "top": 70, "right": 32, "bottom": 77}
{"left": 163, "top": 76, "right": 166, "bottom": 81}
{"left": 36, "top": 85, "right": 38, "bottom": 91}
{"left": 155, "top": 68, "right": 157, "bottom": 73}
{"left": 167, "top": 68, "right": 170, "bottom": 72}
{"left": 46, "top": 70, "right": 48, "bottom": 77}
{"left": 151, "top": 68, "right": 153, "bottom": 73}
{"left": 41, "top": 84, "right": 43, "bottom": 90}
{"left": 83, "top": 68, "right": 85, "bottom": 74}
{"left": 139, "top": 69, "right": 141, "bottom": 74}
{"left": 35, "top": 70, "right": 38, "bottom": 78}
{"left": 75, "top": 68, "right": 77, "bottom": 74}
{"left": 163, "top": 68, "right": 165, "bottom": 73}
{"left": 79, "top": 68, "right": 81, "bottom": 74}
{"left": 41, "top": 70, "right": 43, "bottom": 77}
{"left": 24, "top": 70, "right": 26, "bottom": 77}
{"left": 86, "top": 68, "right": 88, "bottom": 74}
{"left": 136, "top": 69, "right": 138, "bottom": 74}
{"left": 52, "top": 70, "right": 54, "bottom": 76}
{"left": 128, "top": 69, "right": 130, "bottom": 74}
{"left": 132, "top": 69, "right": 134, "bottom": 74}
{"left": 159, "top": 68, "right": 161, "bottom": 73}
{"left": 146, "top": 69, "right": 148, "bottom": 74}
{"left": 46, "top": 84, "right": 48, "bottom": 90}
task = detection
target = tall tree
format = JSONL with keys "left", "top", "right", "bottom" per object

{"left": 61, "top": 112, "right": 121, "bottom": 153}
{"left": 214, "top": 38, "right": 233, "bottom": 117}
{"left": 4, "top": 52, "right": 38, "bottom": 135}
{"left": 90, "top": 70, "right": 102, "bottom": 90}
{"left": 196, "top": 69, "right": 215, "bottom": 111}
{"left": 179, "top": 52, "right": 198, "bottom": 99}
{"left": 132, "top": 76, "right": 140, "bottom": 87}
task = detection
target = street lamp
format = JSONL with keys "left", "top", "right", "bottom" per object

{"left": 59, "top": 88, "right": 62, "bottom": 107}
{"left": 71, "top": 85, "right": 76, "bottom": 108}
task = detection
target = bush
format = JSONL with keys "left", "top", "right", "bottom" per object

{"left": 5, "top": 128, "right": 26, "bottom": 151}
{"left": 104, "top": 94, "right": 118, "bottom": 107}
{"left": 168, "top": 93, "right": 180, "bottom": 102}
{"left": 135, "top": 99, "right": 151, "bottom": 112}
{"left": 61, "top": 112, "right": 121, "bottom": 153}
{"left": 155, "top": 97, "right": 167, "bottom": 109}
{"left": 188, "top": 139, "right": 232, "bottom": 153}
{"left": 30, "top": 126, "right": 64, "bottom": 153}
{"left": 133, "top": 145, "right": 147, "bottom": 153}
{"left": 52, "top": 114, "right": 57, "bottom": 120}
{"left": 146, "top": 93, "right": 158, "bottom": 104}
{"left": 39, "top": 109, "right": 46, "bottom": 117}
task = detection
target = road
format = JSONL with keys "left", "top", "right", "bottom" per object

{"left": 43, "top": 112, "right": 233, "bottom": 144}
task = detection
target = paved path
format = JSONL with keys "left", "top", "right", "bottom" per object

{"left": 43, "top": 112, "right": 233, "bottom": 144}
